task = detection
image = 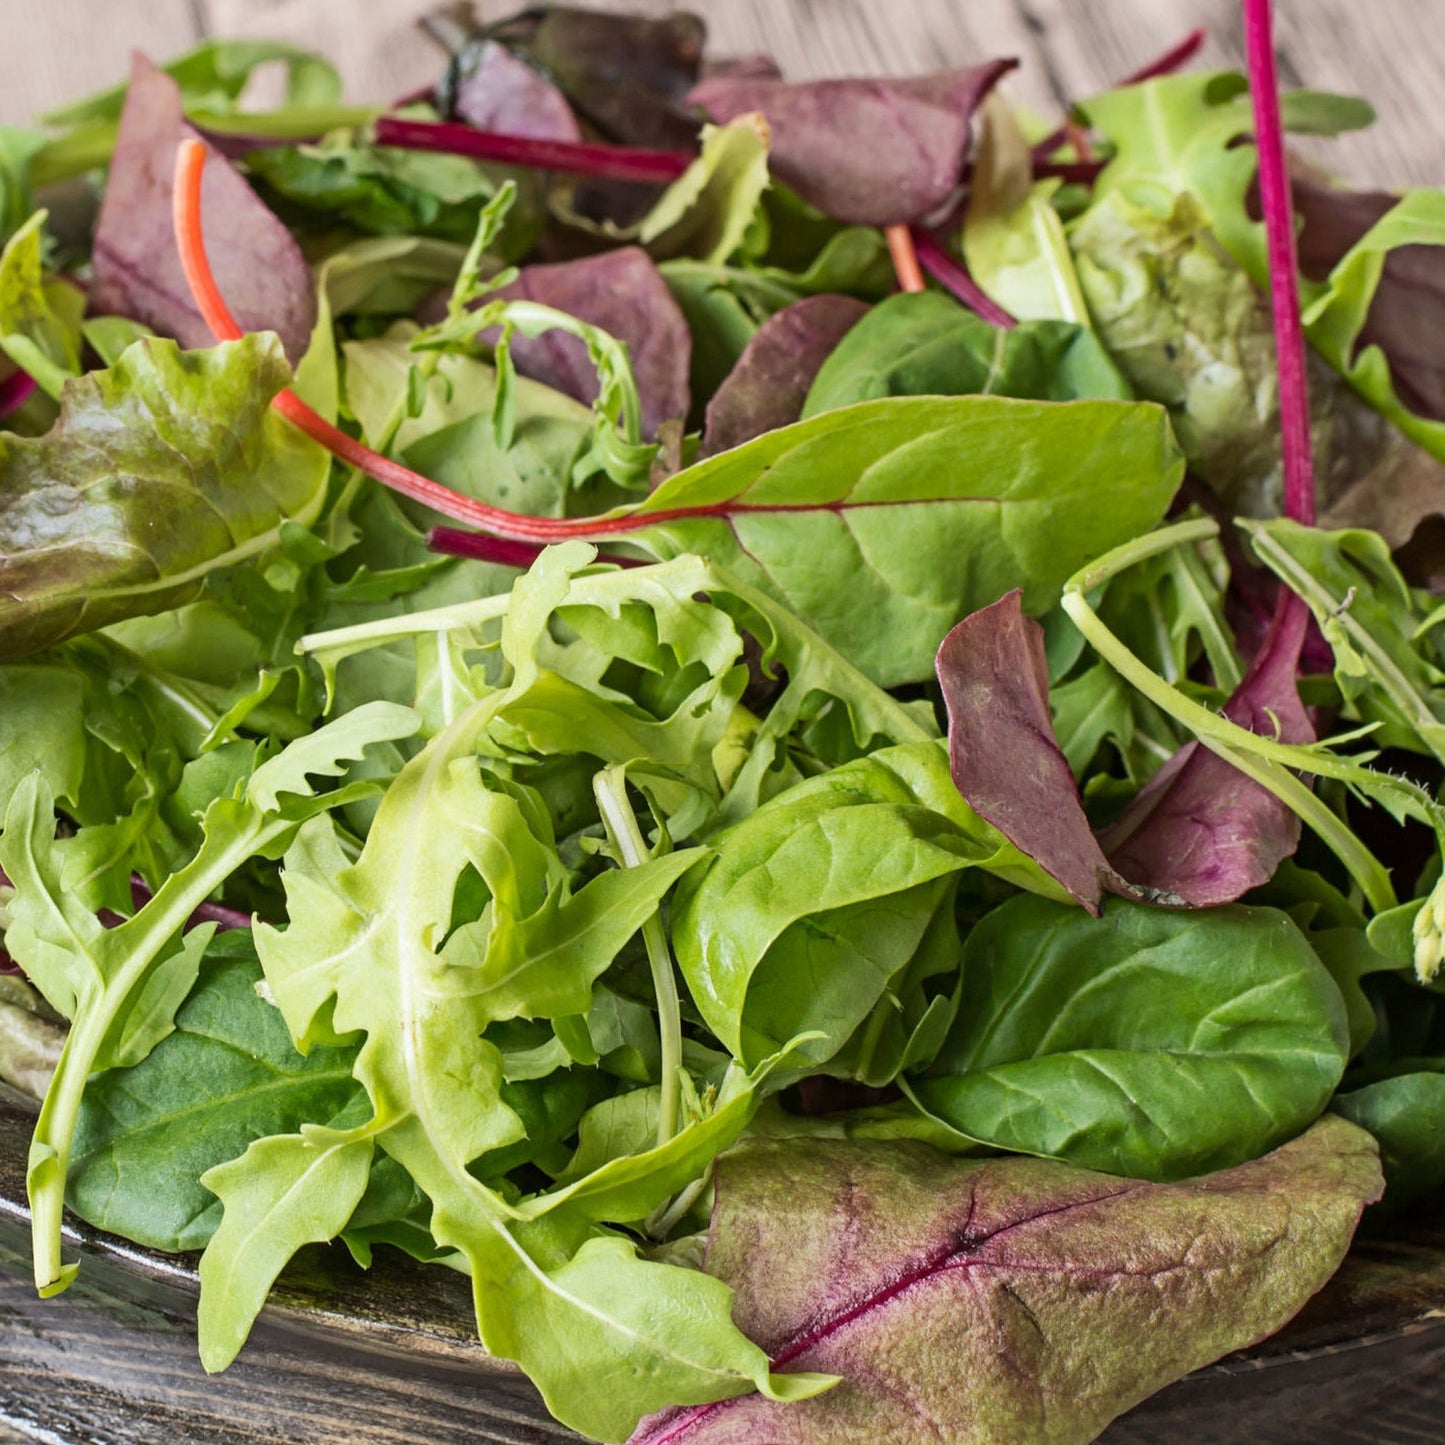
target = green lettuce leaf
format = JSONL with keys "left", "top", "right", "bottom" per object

{"left": 0, "top": 334, "right": 331, "bottom": 661}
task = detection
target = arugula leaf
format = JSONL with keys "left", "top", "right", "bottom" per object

{"left": 0, "top": 334, "right": 331, "bottom": 662}
{"left": 68, "top": 931, "right": 361, "bottom": 1251}
{"left": 632, "top": 1117, "right": 1381, "bottom": 1445}
{"left": 203, "top": 694, "right": 812, "bottom": 1438}
{"left": 1246, "top": 519, "right": 1445, "bottom": 761}
{"left": 910, "top": 895, "right": 1351, "bottom": 1180}
{"left": 0, "top": 701, "right": 419, "bottom": 1297}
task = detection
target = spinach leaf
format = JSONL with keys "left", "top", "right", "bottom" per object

{"left": 633, "top": 1118, "right": 1381, "bottom": 1445}
{"left": 1, "top": 701, "right": 420, "bottom": 1297}
{"left": 0, "top": 334, "right": 330, "bottom": 662}
{"left": 670, "top": 741, "right": 1056, "bottom": 1071}
{"left": 910, "top": 895, "right": 1352, "bottom": 1180}
{"left": 1334, "top": 1069, "right": 1445, "bottom": 1208}
{"left": 632, "top": 393, "right": 1184, "bottom": 686}
{"left": 802, "top": 291, "right": 1129, "bottom": 416}
{"left": 68, "top": 931, "right": 361, "bottom": 1251}
{"left": 689, "top": 62, "right": 1015, "bottom": 227}
{"left": 702, "top": 294, "right": 868, "bottom": 456}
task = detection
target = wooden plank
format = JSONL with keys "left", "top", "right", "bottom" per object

{"left": 2, "top": 0, "right": 1441, "bottom": 188}
{"left": 1022, "top": 0, "right": 1445, "bottom": 188}
{"left": 0, "top": 0, "right": 201, "bottom": 124}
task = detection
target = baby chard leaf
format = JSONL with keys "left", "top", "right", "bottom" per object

{"left": 631, "top": 1117, "right": 1381, "bottom": 1445}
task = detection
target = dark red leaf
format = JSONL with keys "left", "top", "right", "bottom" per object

{"left": 631, "top": 1118, "right": 1381, "bottom": 1445}
{"left": 936, "top": 590, "right": 1123, "bottom": 912}
{"left": 448, "top": 39, "right": 581, "bottom": 142}
{"left": 90, "top": 54, "right": 316, "bottom": 367}
{"left": 700, "top": 294, "right": 868, "bottom": 457}
{"left": 479, "top": 247, "right": 692, "bottom": 440}
{"left": 485, "top": 5, "right": 706, "bottom": 151}
{"left": 1099, "top": 594, "right": 1314, "bottom": 907}
{"left": 689, "top": 60, "right": 1018, "bottom": 227}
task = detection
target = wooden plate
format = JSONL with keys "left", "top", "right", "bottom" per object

{"left": 2, "top": 1085, "right": 1443, "bottom": 1445}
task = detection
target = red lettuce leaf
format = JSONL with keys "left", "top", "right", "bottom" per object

{"left": 688, "top": 61, "right": 1018, "bottom": 227}
{"left": 700, "top": 294, "right": 868, "bottom": 457}
{"left": 936, "top": 590, "right": 1124, "bottom": 911}
{"left": 483, "top": 5, "right": 706, "bottom": 151}
{"left": 1098, "top": 595, "right": 1314, "bottom": 906}
{"left": 1295, "top": 175, "right": 1445, "bottom": 424}
{"left": 632, "top": 1117, "right": 1381, "bottom": 1445}
{"left": 89, "top": 54, "right": 316, "bottom": 367}
{"left": 478, "top": 247, "right": 692, "bottom": 439}
{"left": 447, "top": 39, "right": 581, "bottom": 142}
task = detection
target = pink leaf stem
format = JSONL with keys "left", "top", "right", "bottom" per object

{"left": 371, "top": 115, "right": 695, "bottom": 184}
{"left": 909, "top": 226, "right": 1016, "bottom": 328}
{"left": 1243, "top": 0, "right": 1316, "bottom": 525}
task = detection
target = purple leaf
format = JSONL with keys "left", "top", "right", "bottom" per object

{"left": 689, "top": 60, "right": 1018, "bottom": 227}
{"left": 936, "top": 590, "right": 1123, "bottom": 912}
{"left": 1295, "top": 175, "right": 1445, "bottom": 423}
{"left": 632, "top": 1116, "right": 1381, "bottom": 1445}
{"left": 484, "top": 247, "right": 692, "bottom": 438}
{"left": 701, "top": 295, "right": 868, "bottom": 457}
{"left": 89, "top": 55, "right": 316, "bottom": 367}
{"left": 1099, "top": 595, "right": 1315, "bottom": 907}
{"left": 448, "top": 39, "right": 581, "bottom": 142}
{"left": 485, "top": 6, "right": 706, "bottom": 151}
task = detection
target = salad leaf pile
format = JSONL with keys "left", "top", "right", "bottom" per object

{"left": 0, "top": 4, "right": 1442, "bottom": 1442}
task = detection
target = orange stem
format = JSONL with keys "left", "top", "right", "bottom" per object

{"left": 884, "top": 224, "right": 927, "bottom": 294}
{"left": 172, "top": 139, "right": 636, "bottom": 542}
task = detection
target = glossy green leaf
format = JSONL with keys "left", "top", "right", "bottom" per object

{"left": 69, "top": 934, "right": 361, "bottom": 1251}
{"left": 631, "top": 394, "right": 1183, "bottom": 686}
{"left": 803, "top": 291, "right": 1130, "bottom": 417}
{"left": 911, "top": 895, "right": 1352, "bottom": 1180}
{"left": 672, "top": 741, "right": 1060, "bottom": 1069}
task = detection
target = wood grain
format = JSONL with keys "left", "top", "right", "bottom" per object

{"left": 1, "top": 0, "right": 1441, "bottom": 186}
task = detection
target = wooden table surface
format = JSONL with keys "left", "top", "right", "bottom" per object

{"left": 1, "top": 0, "right": 1441, "bottom": 190}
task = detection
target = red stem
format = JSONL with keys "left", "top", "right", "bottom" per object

{"left": 1243, "top": 0, "right": 1316, "bottom": 525}
{"left": 909, "top": 226, "right": 1016, "bottom": 328}
{"left": 170, "top": 138, "right": 957, "bottom": 550}
{"left": 1032, "top": 28, "right": 1207, "bottom": 160}
{"left": 428, "top": 527, "right": 646, "bottom": 569}
{"left": 371, "top": 115, "right": 695, "bottom": 184}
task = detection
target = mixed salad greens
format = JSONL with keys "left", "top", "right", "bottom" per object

{"left": 0, "top": 2, "right": 1442, "bottom": 1441}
